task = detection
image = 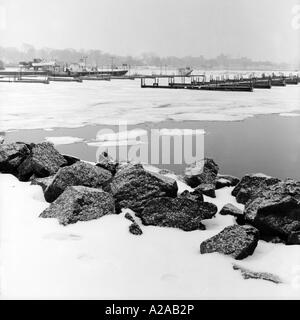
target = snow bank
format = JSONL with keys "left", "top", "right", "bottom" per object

{"left": 0, "top": 173, "right": 300, "bottom": 299}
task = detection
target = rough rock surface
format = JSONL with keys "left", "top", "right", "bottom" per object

{"left": 179, "top": 189, "right": 204, "bottom": 203}
{"left": 244, "top": 179, "right": 300, "bottom": 240}
{"left": 232, "top": 173, "right": 281, "bottom": 204}
{"left": 129, "top": 222, "right": 143, "bottom": 235}
{"left": 216, "top": 175, "right": 240, "bottom": 189}
{"left": 184, "top": 158, "right": 219, "bottom": 197}
{"left": 219, "top": 203, "right": 243, "bottom": 217}
{"left": 233, "top": 264, "right": 282, "bottom": 284}
{"left": 44, "top": 161, "right": 112, "bottom": 202}
{"left": 110, "top": 163, "right": 178, "bottom": 213}
{"left": 31, "top": 176, "right": 55, "bottom": 191}
{"left": 40, "top": 186, "right": 115, "bottom": 225}
{"left": 96, "top": 152, "right": 118, "bottom": 175}
{"left": 0, "top": 143, "right": 30, "bottom": 174}
{"left": 194, "top": 183, "right": 216, "bottom": 198}
{"left": 17, "top": 142, "right": 67, "bottom": 181}
{"left": 200, "top": 225, "right": 259, "bottom": 260}
{"left": 140, "top": 197, "right": 217, "bottom": 231}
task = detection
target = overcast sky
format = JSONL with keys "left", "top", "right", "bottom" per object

{"left": 0, "top": 0, "right": 299, "bottom": 63}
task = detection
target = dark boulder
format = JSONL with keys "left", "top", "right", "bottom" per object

{"left": 219, "top": 203, "right": 243, "bottom": 217}
{"left": 110, "top": 163, "right": 178, "bottom": 213}
{"left": 216, "top": 175, "right": 240, "bottom": 189}
{"left": 96, "top": 152, "right": 118, "bottom": 175}
{"left": 31, "top": 175, "right": 54, "bottom": 191}
{"left": 244, "top": 179, "right": 300, "bottom": 240}
{"left": 17, "top": 142, "right": 67, "bottom": 181}
{"left": 0, "top": 142, "right": 30, "bottom": 174}
{"left": 40, "top": 186, "right": 115, "bottom": 225}
{"left": 232, "top": 173, "right": 281, "bottom": 204}
{"left": 184, "top": 158, "right": 219, "bottom": 198}
{"left": 44, "top": 161, "right": 112, "bottom": 202}
{"left": 139, "top": 197, "right": 217, "bottom": 231}
{"left": 129, "top": 222, "right": 143, "bottom": 235}
{"left": 233, "top": 264, "right": 282, "bottom": 284}
{"left": 200, "top": 225, "right": 259, "bottom": 260}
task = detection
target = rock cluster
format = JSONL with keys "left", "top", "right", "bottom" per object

{"left": 1, "top": 140, "right": 300, "bottom": 262}
{"left": 231, "top": 174, "right": 300, "bottom": 242}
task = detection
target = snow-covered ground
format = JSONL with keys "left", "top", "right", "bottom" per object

{"left": 0, "top": 80, "right": 300, "bottom": 131}
{"left": 1, "top": 172, "right": 300, "bottom": 299}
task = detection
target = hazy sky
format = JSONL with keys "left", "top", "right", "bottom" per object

{"left": 0, "top": 0, "right": 299, "bottom": 63}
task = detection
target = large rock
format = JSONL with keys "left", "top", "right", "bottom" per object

{"left": 184, "top": 158, "right": 219, "bottom": 198}
{"left": 200, "top": 225, "right": 259, "bottom": 260}
{"left": 216, "top": 174, "right": 240, "bottom": 190}
{"left": 17, "top": 142, "right": 67, "bottom": 181}
{"left": 244, "top": 179, "right": 300, "bottom": 240}
{"left": 44, "top": 161, "right": 112, "bottom": 202}
{"left": 110, "top": 163, "right": 178, "bottom": 213}
{"left": 40, "top": 186, "right": 115, "bottom": 225}
{"left": 0, "top": 142, "right": 30, "bottom": 174}
{"left": 139, "top": 197, "right": 217, "bottom": 231}
{"left": 232, "top": 173, "right": 281, "bottom": 204}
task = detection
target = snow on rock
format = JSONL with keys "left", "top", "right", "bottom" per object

{"left": 1, "top": 173, "right": 300, "bottom": 299}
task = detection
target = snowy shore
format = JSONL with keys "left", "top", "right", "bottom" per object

{"left": 1, "top": 170, "right": 300, "bottom": 299}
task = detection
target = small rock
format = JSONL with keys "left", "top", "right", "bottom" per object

{"left": 40, "top": 186, "right": 115, "bottom": 225}
{"left": 44, "top": 161, "right": 112, "bottom": 202}
{"left": 0, "top": 136, "right": 4, "bottom": 144}
{"left": 140, "top": 197, "right": 217, "bottom": 231}
{"left": 110, "top": 163, "right": 178, "bottom": 213}
{"left": 0, "top": 142, "right": 30, "bottom": 175}
{"left": 125, "top": 212, "right": 135, "bottom": 223}
{"left": 217, "top": 174, "right": 240, "bottom": 189}
{"left": 129, "top": 222, "right": 143, "bottom": 235}
{"left": 194, "top": 183, "right": 216, "bottom": 198}
{"left": 233, "top": 264, "right": 283, "bottom": 284}
{"left": 184, "top": 158, "right": 219, "bottom": 189}
{"left": 200, "top": 225, "right": 259, "bottom": 260}
{"left": 219, "top": 203, "right": 243, "bottom": 217}
{"left": 96, "top": 152, "right": 118, "bottom": 175}
{"left": 17, "top": 142, "right": 67, "bottom": 181}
